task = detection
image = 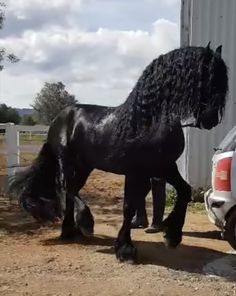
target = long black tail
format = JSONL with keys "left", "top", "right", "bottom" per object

{"left": 8, "top": 142, "right": 64, "bottom": 222}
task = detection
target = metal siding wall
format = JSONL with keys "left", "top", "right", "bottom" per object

{"left": 181, "top": 0, "right": 236, "bottom": 187}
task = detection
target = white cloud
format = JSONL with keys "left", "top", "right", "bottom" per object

{"left": 160, "top": 0, "right": 179, "bottom": 6}
{"left": 1, "top": 1, "right": 180, "bottom": 108}
{"left": 7, "top": 0, "right": 82, "bottom": 19}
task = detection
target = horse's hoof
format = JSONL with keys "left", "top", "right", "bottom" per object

{"left": 78, "top": 225, "right": 94, "bottom": 237}
{"left": 115, "top": 243, "right": 137, "bottom": 264}
{"left": 163, "top": 231, "right": 182, "bottom": 248}
{"left": 145, "top": 224, "right": 163, "bottom": 234}
{"left": 60, "top": 228, "right": 77, "bottom": 241}
{"left": 131, "top": 216, "right": 149, "bottom": 229}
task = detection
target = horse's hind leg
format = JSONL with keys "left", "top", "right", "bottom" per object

{"left": 61, "top": 164, "right": 93, "bottom": 240}
{"left": 163, "top": 164, "right": 192, "bottom": 248}
{"left": 131, "top": 180, "right": 150, "bottom": 228}
{"left": 115, "top": 174, "right": 150, "bottom": 263}
{"left": 74, "top": 184, "right": 94, "bottom": 237}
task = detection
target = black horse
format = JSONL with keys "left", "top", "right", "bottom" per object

{"left": 9, "top": 44, "right": 228, "bottom": 263}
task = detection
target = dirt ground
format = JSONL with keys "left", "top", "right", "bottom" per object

{"left": 0, "top": 170, "right": 236, "bottom": 296}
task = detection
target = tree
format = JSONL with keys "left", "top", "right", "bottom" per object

{"left": 0, "top": 103, "right": 20, "bottom": 124}
{"left": 32, "top": 82, "right": 77, "bottom": 124}
{"left": 0, "top": 2, "right": 4, "bottom": 29}
{"left": 21, "top": 115, "right": 37, "bottom": 126}
{"left": 0, "top": 2, "right": 19, "bottom": 71}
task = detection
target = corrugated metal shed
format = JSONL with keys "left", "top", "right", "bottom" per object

{"left": 180, "top": 0, "right": 236, "bottom": 187}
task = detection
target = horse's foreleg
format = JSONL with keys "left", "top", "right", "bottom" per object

{"left": 163, "top": 164, "right": 192, "bottom": 248}
{"left": 115, "top": 175, "right": 150, "bottom": 263}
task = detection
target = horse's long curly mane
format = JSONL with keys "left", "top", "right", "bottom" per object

{"left": 118, "top": 45, "right": 228, "bottom": 131}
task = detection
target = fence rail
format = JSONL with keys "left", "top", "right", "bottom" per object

{"left": 0, "top": 123, "right": 49, "bottom": 177}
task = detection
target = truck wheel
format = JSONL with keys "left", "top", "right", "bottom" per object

{"left": 224, "top": 209, "right": 236, "bottom": 250}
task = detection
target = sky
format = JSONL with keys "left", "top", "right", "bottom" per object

{"left": 0, "top": 0, "right": 181, "bottom": 108}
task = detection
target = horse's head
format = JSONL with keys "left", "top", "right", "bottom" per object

{"left": 193, "top": 44, "right": 228, "bottom": 130}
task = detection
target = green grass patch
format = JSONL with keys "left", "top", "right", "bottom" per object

{"left": 166, "top": 188, "right": 206, "bottom": 213}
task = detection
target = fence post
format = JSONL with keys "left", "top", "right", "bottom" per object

{"left": 5, "top": 122, "right": 20, "bottom": 178}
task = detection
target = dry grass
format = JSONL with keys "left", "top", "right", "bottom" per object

{"left": 0, "top": 133, "right": 45, "bottom": 169}
{"left": 0, "top": 136, "right": 39, "bottom": 176}
{"left": 0, "top": 153, "right": 37, "bottom": 175}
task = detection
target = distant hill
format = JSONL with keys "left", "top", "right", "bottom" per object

{"left": 16, "top": 108, "right": 34, "bottom": 117}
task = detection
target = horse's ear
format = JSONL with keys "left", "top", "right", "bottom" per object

{"left": 206, "top": 41, "right": 211, "bottom": 50}
{"left": 215, "top": 45, "right": 222, "bottom": 57}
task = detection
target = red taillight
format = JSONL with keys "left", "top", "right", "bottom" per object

{"left": 214, "top": 157, "right": 232, "bottom": 191}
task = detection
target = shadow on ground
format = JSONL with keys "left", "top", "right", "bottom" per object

{"left": 183, "top": 230, "right": 222, "bottom": 240}
{"left": 43, "top": 233, "right": 227, "bottom": 277}
{"left": 1, "top": 195, "right": 235, "bottom": 281}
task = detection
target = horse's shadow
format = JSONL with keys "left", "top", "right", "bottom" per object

{"left": 43, "top": 233, "right": 114, "bottom": 247}
{"left": 43, "top": 233, "right": 233, "bottom": 279}
{"left": 183, "top": 230, "right": 221, "bottom": 240}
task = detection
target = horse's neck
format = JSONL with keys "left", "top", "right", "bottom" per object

{"left": 113, "top": 106, "right": 180, "bottom": 146}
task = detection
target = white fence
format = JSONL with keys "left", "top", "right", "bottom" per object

{"left": 0, "top": 123, "right": 49, "bottom": 177}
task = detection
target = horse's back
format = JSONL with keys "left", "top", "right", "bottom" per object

{"left": 47, "top": 104, "right": 185, "bottom": 176}
{"left": 47, "top": 104, "right": 118, "bottom": 167}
